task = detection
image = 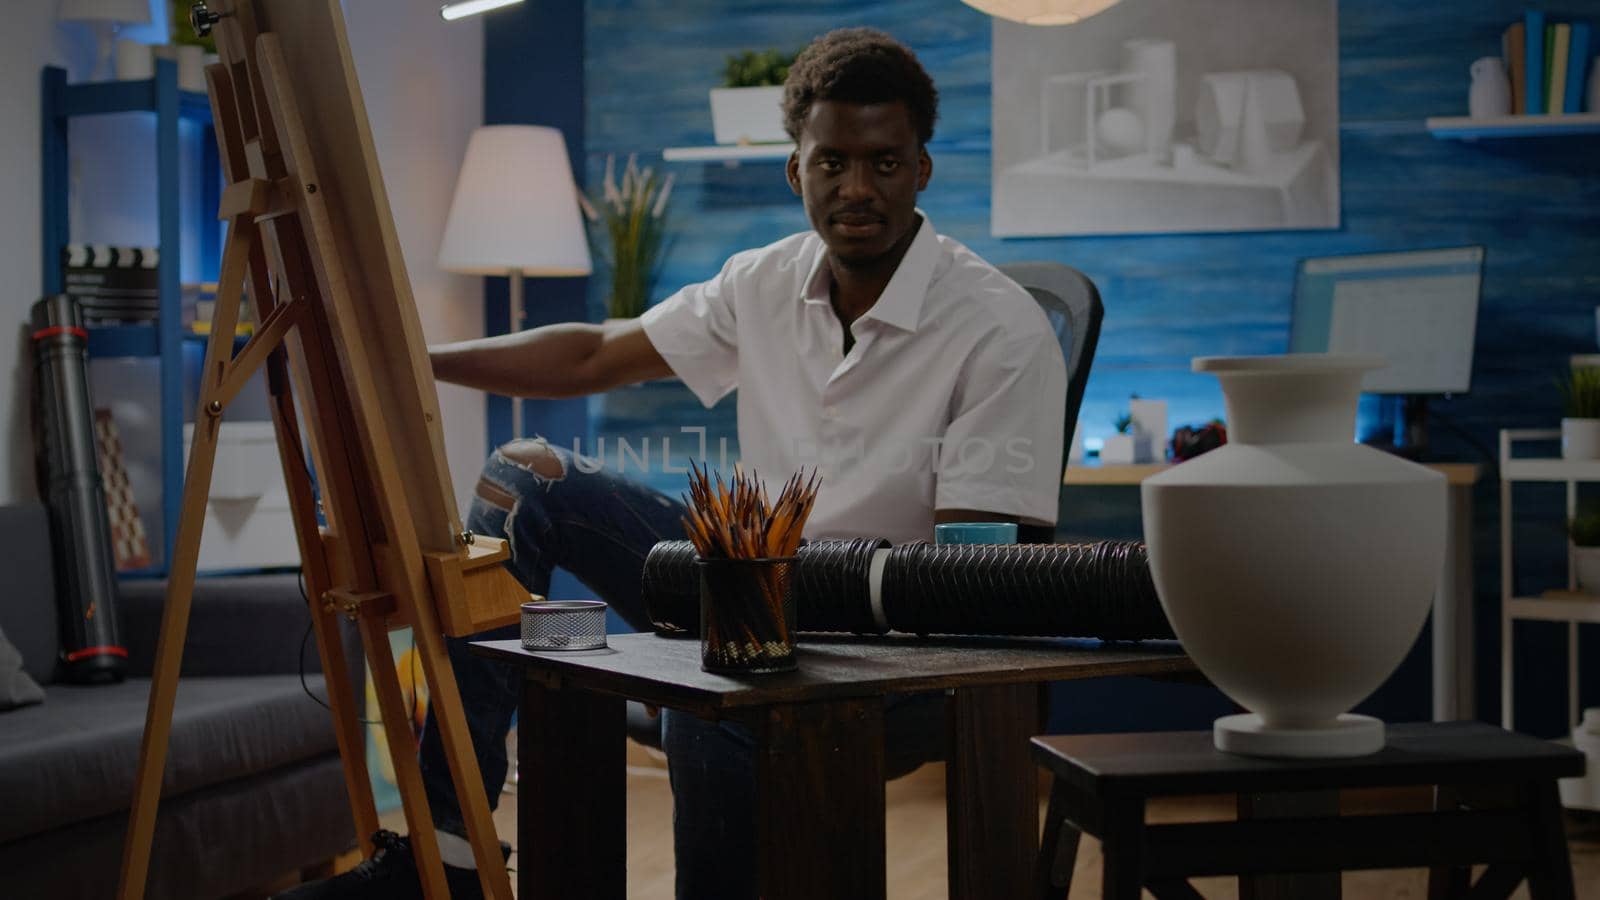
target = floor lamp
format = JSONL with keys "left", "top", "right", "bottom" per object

{"left": 439, "top": 125, "right": 591, "bottom": 439}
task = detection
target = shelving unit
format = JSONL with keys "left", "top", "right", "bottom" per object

{"left": 1426, "top": 112, "right": 1600, "bottom": 140}
{"left": 1499, "top": 429, "right": 1600, "bottom": 764}
{"left": 41, "top": 60, "right": 221, "bottom": 576}
{"left": 661, "top": 142, "right": 794, "bottom": 164}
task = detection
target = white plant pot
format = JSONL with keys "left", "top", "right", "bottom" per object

{"left": 1100, "top": 433, "right": 1136, "bottom": 465}
{"left": 709, "top": 86, "right": 787, "bottom": 145}
{"left": 1141, "top": 354, "right": 1446, "bottom": 758}
{"left": 1561, "top": 418, "right": 1600, "bottom": 460}
{"left": 1574, "top": 546, "right": 1600, "bottom": 595}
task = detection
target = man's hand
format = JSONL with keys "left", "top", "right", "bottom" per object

{"left": 429, "top": 318, "right": 672, "bottom": 399}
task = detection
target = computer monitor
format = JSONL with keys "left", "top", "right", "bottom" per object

{"left": 1289, "top": 246, "right": 1484, "bottom": 455}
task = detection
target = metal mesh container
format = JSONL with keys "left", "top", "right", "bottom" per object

{"left": 520, "top": 600, "right": 608, "bottom": 651}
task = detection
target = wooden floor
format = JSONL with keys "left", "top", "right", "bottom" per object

{"left": 350, "top": 742, "right": 1600, "bottom": 899}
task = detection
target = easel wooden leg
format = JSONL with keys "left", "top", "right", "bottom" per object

{"left": 269, "top": 358, "right": 381, "bottom": 853}
{"left": 358, "top": 615, "right": 451, "bottom": 899}
{"left": 117, "top": 215, "right": 257, "bottom": 898}
{"left": 407, "top": 608, "right": 515, "bottom": 898}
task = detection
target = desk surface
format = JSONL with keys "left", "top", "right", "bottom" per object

{"left": 473, "top": 632, "right": 1192, "bottom": 717}
{"left": 1064, "top": 461, "right": 1483, "bottom": 487}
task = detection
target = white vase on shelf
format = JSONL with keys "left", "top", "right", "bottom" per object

{"left": 1141, "top": 354, "right": 1446, "bottom": 758}
{"left": 1468, "top": 56, "right": 1511, "bottom": 118}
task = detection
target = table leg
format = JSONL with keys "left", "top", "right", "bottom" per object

{"left": 1034, "top": 779, "right": 1082, "bottom": 900}
{"left": 1526, "top": 780, "right": 1577, "bottom": 900}
{"left": 755, "top": 697, "right": 886, "bottom": 900}
{"left": 1427, "top": 785, "right": 1471, "bottom": 899}
{"left": 519, "top": 678, "right": 626, "bottom": 900}
{"left": 1237, "top": 791, "right": 1340, "bottom": 900}
{"left": 1433, "top": 481, "right": 1475, "bottom": 721}
{"left": 1101, "top": 796, "right": 1146, "bottom": 900}
{"left": 947, "top": 683, "right": 1041, "bottom": 900}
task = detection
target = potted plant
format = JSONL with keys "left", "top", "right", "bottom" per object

{"left": 579, "top": 154, "right": 678, "bottom": 440}
{"left": 1101, "top": 413, "right": 1137, "bottom": 464}
{"left": 1570, "top": 506, "right": 1600, "bottom": 594}
{"left": 579, "top": 154, "right": 674, "bottom": 320}
{"left": 710, "top": 48, "right": 796, "bottom": 145}
{"left": 1558, "top": 366, "right": 1600, "bottom": 460}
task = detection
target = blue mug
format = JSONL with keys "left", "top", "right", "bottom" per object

{"left": 934, "top": 522, "right": 1018, "bottom": 545}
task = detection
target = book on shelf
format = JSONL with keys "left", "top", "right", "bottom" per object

{"left": 1549, "top": 23, "right": 1570, "bottom": 115}
{"left": 1505, "top": 21, "right": 1527, "bottom": 114}
{"left": 1565, "top": 23, "right": 1591, "bottom": 113}
{"left": 1527, "top": 9, "right": 1546, "bottom": 114}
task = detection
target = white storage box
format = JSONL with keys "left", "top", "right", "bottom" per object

{"left": 182, "top": 421, "right": 301, "bottom": 571}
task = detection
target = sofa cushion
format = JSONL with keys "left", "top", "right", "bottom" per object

{"left": 0, "top": 674, "right": 340, "bottom": 843}
{"left": 118, "top": 574, "right": 321, "bottom": 678}
{"left": 0, "top": 626, "right": 45, "bottom": 710}
{"left": 0, "top": 752, "right": 356, "bottom": 900}
{"left": 0, "top": 503, "right": 60, "bottom": 686}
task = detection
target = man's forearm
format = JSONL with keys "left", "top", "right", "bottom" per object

{"left": 429, "top": 323, "right": 604, "bottom": 399}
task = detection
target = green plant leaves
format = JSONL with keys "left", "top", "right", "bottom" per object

{"left": 1558, "top": 366, "right": 1600, "bottom": 419}
{"left": 722, "top": 48, "right": 798, "bottom": 88}
{"left": 584, "top": 155, "right": 674, "bottom": 319}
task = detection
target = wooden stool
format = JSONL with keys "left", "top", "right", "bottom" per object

{"left": 1031, "top": 721, "right": 1584, "bottom": 900}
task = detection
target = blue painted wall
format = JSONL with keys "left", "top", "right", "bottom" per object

{"left": 568, "top": 0, "right": 1600, "bottom": 734}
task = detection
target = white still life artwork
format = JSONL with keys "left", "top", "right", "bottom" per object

{"left": 990, "top": 0, "right": 1340, "bottom": 237}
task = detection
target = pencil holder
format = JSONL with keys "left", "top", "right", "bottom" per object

{"left": 698, "top": 557, "right": 797, "bottom": 674}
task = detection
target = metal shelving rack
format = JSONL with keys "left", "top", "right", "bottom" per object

{"left": 1499, "top": 428, "right": 1600, "bottom": 746}
{"left": 40, "top": 59, "right": 221, "bottom": 576}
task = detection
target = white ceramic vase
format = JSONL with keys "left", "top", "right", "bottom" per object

{"left": 1468, "top": 57, "right": 1512, "bottom": 118}
{"left": 1141, "top": 355, "right": 1446, "bottom": 758}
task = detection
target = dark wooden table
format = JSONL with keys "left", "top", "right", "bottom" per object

{"left": 471, "top": 631, "right": 1192, "bottom": 900}
{"left": 1031, "top": 721, "right": 1586, "bottom": 900}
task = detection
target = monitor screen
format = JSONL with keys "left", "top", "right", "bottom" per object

{"left": 1289, "top": 246, "right": 1484, "bottom": 395}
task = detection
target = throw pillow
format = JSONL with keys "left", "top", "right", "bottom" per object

{"left": 0, "top": 625, "right": 45, "bottom": 710}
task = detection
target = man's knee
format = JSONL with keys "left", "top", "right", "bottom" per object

{"left": 474, "top": 438, "right": 568, "bottom": 512}
{"left": 498, "top": 437, "right": 568, "bottom": 479}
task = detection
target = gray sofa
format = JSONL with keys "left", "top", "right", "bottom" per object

{"left": 0, "top": 503, "right": 360, "bottom": 898}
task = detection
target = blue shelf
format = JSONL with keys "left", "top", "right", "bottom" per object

{"left": 87, "top": 324, "right": 159, "bottom": 358}
{"left": 58, "top": 77, "right": 212, "bottom": 123}
{"left": 86, "top": 325, "right": 249, "bottom": 359}
{"left": 43, "top": 59, "right": 222, "bottom": 576}
{"left": 1426, "top": 113, "right": 1600, "bottom": 140}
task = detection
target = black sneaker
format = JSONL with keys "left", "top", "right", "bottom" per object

{"left": 272, "top": 829, "right": 510, "bottom": 900}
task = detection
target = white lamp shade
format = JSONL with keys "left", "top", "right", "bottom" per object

{"left": 438, "top": 125, "right": 592, "bottom": 277}
{"left": 959, "top": 0, "right": 1121, "bottom": 25}
{"left": 58, "top": 0, "right": 153, "bottom": 23}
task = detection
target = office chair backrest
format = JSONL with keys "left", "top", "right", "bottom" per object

{"left": 997, "top": 262, "right": 1104, "bottom": 544}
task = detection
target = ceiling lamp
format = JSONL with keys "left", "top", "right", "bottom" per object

{"left": 959, "top": 0, "right": 1122, "bottom": 26}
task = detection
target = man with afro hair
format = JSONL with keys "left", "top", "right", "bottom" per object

{"left": 279, "top": 26, "right": 1065, "bottom": 900}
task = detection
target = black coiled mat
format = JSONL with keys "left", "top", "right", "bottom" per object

{"left": 641, "top": 539, "right": 1174, "bottom": 641}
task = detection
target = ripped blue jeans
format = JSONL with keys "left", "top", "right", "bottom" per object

{"left": 418, "top": 439, "right": 943, "bottom": 899}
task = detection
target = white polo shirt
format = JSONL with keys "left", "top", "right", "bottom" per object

{"left": 640, "top": 215, "right": 1066, "bottom": 545}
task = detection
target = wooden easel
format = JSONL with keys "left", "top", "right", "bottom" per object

{"left": 117, "top": 2, "right": 521, "bottom": 898}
